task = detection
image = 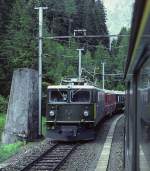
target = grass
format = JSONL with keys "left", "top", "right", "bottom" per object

{"left": 0, "top": 141, "right": 23, "bottom": 163}
{"left": 0, "top": 114, "right": 46, "bottom": 163}
{"left": 0, "top": 113, "right": 24, "bottom": 163}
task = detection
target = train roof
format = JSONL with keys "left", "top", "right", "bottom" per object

{"left": 47, "top": 85, "right": 103, "bottom": 90}
{"left": 113, "top": 90, "right": 125, "bottom": 95}
{"left": 104, "top": 89, "right": 117, "bottom": 94}
{"left": 104, "top": 89, "right": 125, "bottom": 95}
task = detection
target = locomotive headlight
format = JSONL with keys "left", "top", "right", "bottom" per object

{"left": 49, "top": 110, "right": 55, "bottom": 117}
{"left": 83, "top": 110, "right": 89, "bottom": 117}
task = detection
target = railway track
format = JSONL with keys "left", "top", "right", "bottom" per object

{"left": 21, "top": 143, "right": 78, "bottom": 171}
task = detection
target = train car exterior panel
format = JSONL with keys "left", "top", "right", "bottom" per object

{"left": 94, "top": 90, "right": 105, "bottom": 125}
{"left": 124, "top": 0, "right": 150, "bottom": 170}
{"left": 104, "top": 91, "right": 116, "bottom": 115}
{"left": 47, "top": 104, "right": 94, "bottom": 123}
{"left": 115, "top": 91, "right": 125, "bottom": 112}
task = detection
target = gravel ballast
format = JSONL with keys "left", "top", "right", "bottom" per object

{"left": 60, "top": 115, "right": 118, "bottom": 171}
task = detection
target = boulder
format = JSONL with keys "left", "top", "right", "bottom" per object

{"left": 2, "top": 68, "right": 39, "bottom": 144}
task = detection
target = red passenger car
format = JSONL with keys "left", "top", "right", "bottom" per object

{"left": 104, "top": 90, "right": 116, "bottom": 115}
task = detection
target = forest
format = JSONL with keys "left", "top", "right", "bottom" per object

{"left": 0, "top": 0, "right": 129, "bottom": 114}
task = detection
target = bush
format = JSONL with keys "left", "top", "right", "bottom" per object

{"left": 0, "top": 95, "right": 8, "bottom": 114}
{"left": 0, "top": 114, "right": 6, "bottom": 131}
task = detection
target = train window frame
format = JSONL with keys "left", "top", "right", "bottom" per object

{"left": 49, "top": 89, "right": 69, "bottom": 103}
{"left": 70, "top": 89, "right": 91, "bottom": 103}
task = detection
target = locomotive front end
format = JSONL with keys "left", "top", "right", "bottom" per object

{"left": 46, "top": 85, "right": 96, "bottom": 141}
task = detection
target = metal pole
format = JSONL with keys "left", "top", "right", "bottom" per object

{"left": 68, "top": 18, "right": 73, "bottom": 48}
{"left": 102, "top": 62, "right": 105, "bottom": 90}
{"left": 109, "top": 37, "right": 114, "bottom": 51}
{"left": 77, "top": 49, "right": 84, "bottom": 80}
{"left": 35, "top": 7, "right": 48, "bottom": 136}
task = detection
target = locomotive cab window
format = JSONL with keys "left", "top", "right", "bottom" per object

{"left": 49, "top": 89, "right": 68, "bottom": 102}
{"left": 71, "top": 90, "right": 90, "bottom": 102}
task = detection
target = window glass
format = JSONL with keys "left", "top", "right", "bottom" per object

{"left": 50, "top": 90, "right": 68, "bottom": 102}
{"left": 71, "top": 90, "right": 90, "bottom": 102}
{"left": 138, "top": 58, "right": 150, "bottom": 170}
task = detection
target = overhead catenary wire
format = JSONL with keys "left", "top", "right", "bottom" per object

{"left": 1, "top": 31, "right": 127, "bottom": 85}
{"left": 46, "top": 38, "right": 129, "bottom": 50}
{"left": 43, "top": 34, "right": 130, "bottom": 39}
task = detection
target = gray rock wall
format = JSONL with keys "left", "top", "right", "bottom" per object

{"left": 2, "top": 68, "right": 39, "bottom": 144}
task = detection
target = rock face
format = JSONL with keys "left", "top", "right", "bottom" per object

{"left": 2, "top": 68, "right": 39, "bottom": 144}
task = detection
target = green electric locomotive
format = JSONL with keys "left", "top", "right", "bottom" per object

{"left": 46, "top": 79, "right": 105, "bottom": 141}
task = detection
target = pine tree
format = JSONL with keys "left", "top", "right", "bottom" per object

{"left": 110, "top": 27, "right": 129, "bottom": 90}
{"left": 0, "top": 0, "right": 112, "bottom": 95}
{"left": 73, "top": 0, "right": 109, "bottom": 52}
{"left": 95, "top": 0, "right": 109, "bottom": 47}
{"left": 0, "top": 0, "right": 17, "bottom": 95}
{"left": 114, "top": 27, "right": 129, "bottom": 73}
{"left": 2, "top": 0, "right": 37, "bottom": 70}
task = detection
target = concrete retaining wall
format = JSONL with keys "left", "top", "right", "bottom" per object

{"left": 2, "top": 68, "right": 39, "bottom": 144}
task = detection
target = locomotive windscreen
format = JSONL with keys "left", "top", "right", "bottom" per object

{"left": 50, "top": 90, "right": 68, "bottom": 102}
{"left": 71, "top": 90, "right": 90, "bottom": 102}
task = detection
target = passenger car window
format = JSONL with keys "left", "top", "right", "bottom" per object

{"left": 138, "top": 57, "right": 150, "bottom": 170}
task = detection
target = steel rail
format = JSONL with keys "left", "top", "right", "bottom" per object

{"left": 20, "top": 143, "right": 78, "bottom": 171}
{"left": 20, "top": 143, "right": 58, "bottom": 171}
{"left": 52, "top": 144, "right": 78, "bottom": 171}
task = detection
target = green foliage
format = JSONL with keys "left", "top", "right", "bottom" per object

{"left": 109, "top": 27, "right": 129, "bottom": 90}
{"left": 64, "top": 0, "right": 76, "bottom": 16}
{"left": 0, "top": 113, "right": 6, "bottom": 141}
{"left": 0, "top": 0, "right": 14, "bottom": 36}
{"left": 2, "top": 0, "right": 37, "bottom": 70}
{"left": 42, "top": 116, "right": 46, "bottom": 137}
{"left": 114, "top": 27, "right": 129, "bottom": 72}
{"left": 0, "top": 141, "right": 23, "bottom": 163}
{"left": 0, "top": 96, "right": 8, "bottom": 114}
{"left": 0, "top": 0, "right": 128, "bottom": 97}
{"left": 42, "top": 38, "right": 79, "bottom": 84}
{"left": 115, "top": 84, "right": 125, "bottom": 91}
{"left": 0, "top": 114, "right": 6, "bottom": 130}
